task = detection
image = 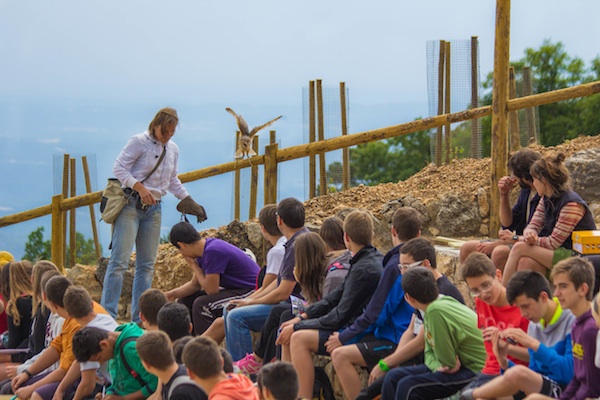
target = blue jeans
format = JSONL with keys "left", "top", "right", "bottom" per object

{"left": 101, "top": 201, "right": 161, "bottom": 322}
{"left": 224, "top": 303, "right": 274, "bottom": 361}
{"left": 381, "top": 363, "right": 476, "bottom": 400}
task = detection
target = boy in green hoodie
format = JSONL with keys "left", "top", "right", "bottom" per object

{"left": 381, "top": 267, "right": 486, "bottom": 399}
{"left": 72, "top": 323, "right": 158, "bottom": 399}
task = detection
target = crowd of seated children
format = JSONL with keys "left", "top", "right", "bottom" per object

{"left": 5, "top": 173, "right": 600, "bottom": 400}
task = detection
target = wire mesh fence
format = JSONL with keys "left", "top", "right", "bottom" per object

{"left": 427, "top": 38, "right": 482, "bottom": 163}
{"left": 427, "top": 39, "right": 540, "bottom": 163}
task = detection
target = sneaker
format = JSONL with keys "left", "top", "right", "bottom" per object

{"left": 459, "top": 388, "right": 475, "bottom": 400}
{"left": 233, "top": 353, "right": 262, "bottom": 375}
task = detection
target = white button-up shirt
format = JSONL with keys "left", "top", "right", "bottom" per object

{"left": 113, "top": 130, "right": 189, "bottom": 200}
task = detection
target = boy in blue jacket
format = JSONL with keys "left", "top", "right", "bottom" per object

{"left": 461, "top": 270, "right": 574, "bottom": 399}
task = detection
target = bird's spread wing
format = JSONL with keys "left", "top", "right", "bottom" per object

{"left": 248, "top": 115, "right": 282, "bottom": 137}
{"left": 226, "top": 107, "right": 250, "bottom": 136}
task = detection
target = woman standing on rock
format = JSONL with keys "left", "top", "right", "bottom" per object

{"left": 502, "top": 152, "right": 596, "bottom": 285}
{"left": 101, "top": 107, "right": 206, "bottom": 322}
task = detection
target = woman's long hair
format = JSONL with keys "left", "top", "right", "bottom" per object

{"left": 32, "top": 261, "right": 59, "bottom": 316}
{"left": 293, "top": 232, "right": 328, "bottom": 304}
{"left": 530, "top": 152, "right": 571, "bottom": 197}
{"left": 2, "top": 261, "right": 33, "bottom": 326}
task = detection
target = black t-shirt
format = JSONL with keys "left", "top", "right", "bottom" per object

{"left": 162, "top": 366, "right": 207, "bottom": 400}
{"left": 7, "top": 295, "right": 33, "bottom": 350}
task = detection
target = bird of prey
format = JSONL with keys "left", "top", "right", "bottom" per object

{"left": 226, "top": 108, "right": 282, "bottom": 159}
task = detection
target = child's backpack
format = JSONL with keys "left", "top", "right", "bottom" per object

{"left": 312, "top": 366, "right": 335, "bottom": 400}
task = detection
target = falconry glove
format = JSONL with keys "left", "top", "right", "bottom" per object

{"left": 176, "top": 195, "right": 208, "bottom": 223}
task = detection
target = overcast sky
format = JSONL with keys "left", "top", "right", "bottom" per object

{"left": 2, "top": 1, "right": 599, "bottom": 107}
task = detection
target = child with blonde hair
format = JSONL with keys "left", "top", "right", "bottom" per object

{"left": 1, "top": 261, "right": 33, "bottom": 350}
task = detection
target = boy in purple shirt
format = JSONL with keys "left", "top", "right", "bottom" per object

{"left": 165, "top": 221, "right": 260, "bottom": 335}
{"left": 524, "top": 257, "right": 600, "bottom": 400}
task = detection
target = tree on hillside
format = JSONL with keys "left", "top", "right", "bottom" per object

{"left": 523, "top": 40, "right": 588, "bottom": 145}
{"left": 71, "top": 232, "right": 98, "bottom": 266}
{"left": 479, "top": 40, "right": 600, "bottom": 148}
{"left": 23, "top": 227, "right": 100, "bottom": 265}
{"left": 349, "top": 125, "right": 431, "bottom": 185}
{"left": 23, "top": 227, "right": 51, "bottom": 262}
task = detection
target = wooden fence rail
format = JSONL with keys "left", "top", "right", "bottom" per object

{"left": 1, "top": 79, "right": 599, "bottom": 268}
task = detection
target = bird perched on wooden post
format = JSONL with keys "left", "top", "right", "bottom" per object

{"left": 226, "top": 108, "right": 282, "bottom": 159}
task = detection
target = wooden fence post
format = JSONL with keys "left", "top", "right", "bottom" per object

{"left": 340, "top": 82, "right": 350, "bottom": 190}
{"left": 309, "top": 81, "right": 316, "bottom": 199}
{"left": 471, "top": 36, "right": 480, "bottom": 159}
{"left": 264, "top": 144, "right": 279, "bottom": 205}
{"left": 82, "top": 156, "right": 101, "bottom": 260}
{"left": 249, "top": 136, "right": 259, "bottom": 219}
{"left": 234, "top": 131, "right": 241, "bottom": 220}
{"left": 444, "top": 41, "right": 451, "bottom": 164}
{"left": 51, "top": 194, "right": 65, "bottom": 273}
{"left": 509, "top": 66, "right": 521, "bottom": 151}
{"left": 522, "top": 66, "right": 537, "bottom": 144}
{"left": 61, "top": 154, "right": 69, "bottom": 268}
{"left": 316, "top": 79, "right": 327, "bottom": 195}
{"left": 69, "top": 158, "right": 76, "bottom": 267}
{"left": 436, "top": 41, "right": 445, "bottom": 165}
{"left": 490, "top": 0, "right": 511, "bottom": 238}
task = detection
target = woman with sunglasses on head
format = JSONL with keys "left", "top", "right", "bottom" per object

{"left": 101, "top": 108, "right": 207, "bottom": 323}
{"left": 502, "top": 152, "right": 596, "bottom": 285}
